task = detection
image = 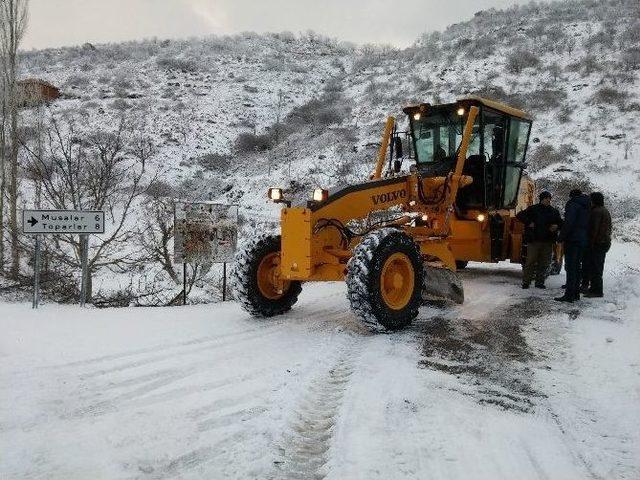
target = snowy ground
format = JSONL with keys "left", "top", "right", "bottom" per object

{"left": 2, "top": 244, "right": 639, "bottom": 480}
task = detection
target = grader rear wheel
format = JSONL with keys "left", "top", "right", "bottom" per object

{"left": 346, "top": 228, "right": 423, "bottom": 332}
{"left": 233, "top": 235, "right": 302, "bottom": 317}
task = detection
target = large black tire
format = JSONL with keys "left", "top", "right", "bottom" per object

{"left": 232, "top": 234, "right": 302, "bottom": 317}
{"left": 346, "top": 228, "right": 423, "bottom": 332}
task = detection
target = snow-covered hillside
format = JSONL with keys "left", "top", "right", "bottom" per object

{"left": 13, "top": 0, "right": 640, "bottom": 301}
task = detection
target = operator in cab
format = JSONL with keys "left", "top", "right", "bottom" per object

{"left": 516, "top": 191, "right": 563, "bottom": 289}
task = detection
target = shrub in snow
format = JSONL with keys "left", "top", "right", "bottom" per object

{"left": 65, "top": 73, "right": 91, "bottom": 88}
{"left": 351, "top": 44, "right": 394, "bottom": 72}
{"left": 323, "top": 77, "right": 344, "bottom": 94}
{"left": 264, "top": 55, "right": 287, "bottom": 72}
{"left": 566, "top": 55, "right": 604, "bottom": 75}
{"left": 528, "top": 143, "right": 578, "bottom": 171}
{"left": 110, "top": 98, "right": 131, "bottom": 111}
{"left": 409, "top": 74, "right": 433, "bottom": 93}
{"left": 284, "top": 91, "right": 348, "bottom": 130}
{"left": 609, "top": 196, "right": 640, "bottom": 222}
{"left": 591, "top": 87, "right": 629, "bottom": 107}
{"left": 82, "top": 100, "right": 100, "bottom": 110}
{"left": 506, "top": 49, "right": 541, "bottom": 74}
{"left": 157, "top": 56, "right": 197, "bottom": 72}
{"left": 234, "top": 132, "right": 273, "bottom": 153}
{"left": 112, "top": 72, "right": 134, "bottom": 90}
{"left": 585, "top": 31, "right": 615, "bottom": 50}
{"left": 622, "top": 47, "right": 640, "bottom": 70}
{"left": 462, "top": 35, "right": 495, "bottom": 59}
{"left": 145, "top": 180, "right": 177, "bottom": 199}
{"left": 558, "top": 105, "right": 573, "bottom": 123}
{"left": 330, "top": 57, "right": 345, "bottom": 72}
{"left": 97, "top": 74, "right": 111, "bottom": 85}
{"left": 621, "top": 20, "right": 640, "bottom": 45}
{"left": 290, "top": 62, "right": 308, "bottom": 74}
{"left": 524, "top": 88, "right": 567, "bottom": 111}
{"left": 196, "top": 153, "right": 230, "bottom": 172}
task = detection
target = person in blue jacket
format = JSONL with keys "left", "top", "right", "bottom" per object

{"left": 555, "top": 189, "right": 591, "bottom": 302}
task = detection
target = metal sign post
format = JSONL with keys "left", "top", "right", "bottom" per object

{"left": 222, "top": 262, "right": 227, "bottom": 301}
{"left": 183, "top": 262, "right": 187, "bottom": 305}
{"left": 79, "top": 234, "right": 89, "bottom": 307}
{"left": 32, "top": 234, "right": 41, "bottom": 309}
{"left": 23, "top": 209, "right": 105, "bottom": 308}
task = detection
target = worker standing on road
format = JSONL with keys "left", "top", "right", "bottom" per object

{"left": 555, "top": 189, "right": 590, "bottom": 302}
{"left": 582, "top": 192, "right": 612, "bottom": 298}
{"left": 517, "top": 191, "right": 563, "bottom": 289}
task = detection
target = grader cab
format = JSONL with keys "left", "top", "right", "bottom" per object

{"left": 233, "top": 97, "right": 535, "bottom": 332}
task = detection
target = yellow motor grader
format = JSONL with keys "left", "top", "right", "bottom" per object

{"left": 233, "top": 97, "right": 537, "bottom": 332}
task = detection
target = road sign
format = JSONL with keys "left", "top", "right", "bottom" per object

{"left": 22, "top": 209, "right": 106, "bottom": 309}
{"left": 22, "top": 210, "right": 105, "bottom": 235}
{"left": 174, "top": 202, "right": 238, "bottom": 264}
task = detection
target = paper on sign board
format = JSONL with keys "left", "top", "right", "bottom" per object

{"left": 174, "top": 203, "right": 238, "bottom": 263}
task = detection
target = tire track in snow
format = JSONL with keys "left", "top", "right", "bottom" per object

{"left": 541, "top": 405, "right": 603, "bottom": 480}
{"left": 78, "top": 326, "right": 287, "bottom": 379}
{"left": 48, "top": 322, "right": 280, "bottom": 369}
{"left": 67, "top": 364, "right": 275, "bottom": 419}
{"left": 272, "top": 334, "right": 363, "bottom": 480}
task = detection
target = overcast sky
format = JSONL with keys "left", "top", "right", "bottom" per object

{"left": 24, "top": 0, "right": 532, "bottom": 50}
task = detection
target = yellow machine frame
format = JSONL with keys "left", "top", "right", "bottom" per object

{"left": 274, "top": 98, "right": 534, "bottom": 285}
{"left": 262, "top": 97, "right": 533, "bottom": 290}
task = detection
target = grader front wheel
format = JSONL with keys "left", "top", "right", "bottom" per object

{"left": 232, "top": 235, "right": 302, "bottom": 317}
{"left": 346, "top": 228, "right": 423, "bottom": 332}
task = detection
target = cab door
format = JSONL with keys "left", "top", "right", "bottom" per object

{"left": 501, "top": 117, "right": 532, "bottom": 208}
{"left": 481, "top": 109, "right": 507, "bottom": 209}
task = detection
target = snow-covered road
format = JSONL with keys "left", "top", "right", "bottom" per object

{"left": 2, "top": 245, "right": 639, "bottom": 480}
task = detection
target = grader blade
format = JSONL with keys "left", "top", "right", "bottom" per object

{"left": 422, "top": 266, "right": 464, "bottom": 305}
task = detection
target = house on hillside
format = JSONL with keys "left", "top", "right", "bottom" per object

{"left": 16, "top": 78, "right": 60, "bottom": 108}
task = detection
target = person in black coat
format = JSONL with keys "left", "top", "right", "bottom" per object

{"left": 555, "top": 189, "right": 591, "bottom": 302}
{"left": 516, "top": 191, "right": 563, "bottom": 289}
{"left": 583, "top": 192, "right": 612, "bottom": 297}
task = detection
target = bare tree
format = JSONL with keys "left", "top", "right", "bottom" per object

{"left": 139, "top": 196, "right": 179, "bottom": 284}
{"left": 0, "top": 0, "right": 28, "bottom": 278}
{"left": 22, "top": 110, "right": 157, "bottom": 301}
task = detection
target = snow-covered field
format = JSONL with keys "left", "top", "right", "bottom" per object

{"left": 2, "top": 242, "right": 639, "bottom": 480}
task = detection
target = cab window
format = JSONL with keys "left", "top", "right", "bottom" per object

{"left": 507, "top": 118, "right": 531, "bottom": 163}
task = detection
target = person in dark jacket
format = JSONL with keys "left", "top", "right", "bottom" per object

{"left": 555, "top": 189, "right": 591, "bottom": 302}
{"left": 582, "top": 192, "right": 612, "bottom": 297}
{"left": 516, "top": 191, "right": 563, "bottom": 289}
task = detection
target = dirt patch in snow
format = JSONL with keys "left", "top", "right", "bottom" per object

{"left": 418, "top": 296, "right": 550, "bottom": 413}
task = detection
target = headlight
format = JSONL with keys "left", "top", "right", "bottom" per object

{"left": 313, "top": 188, "right": 329, "bottom": 202}
{"left": 268, "top": 187, "right": 283, "bottom": 201}
{"left": 457, "top": 107, "right": 465, "bottom": 116}
{"left": 476, "top": 214, "right": 486, "bottom": 222}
